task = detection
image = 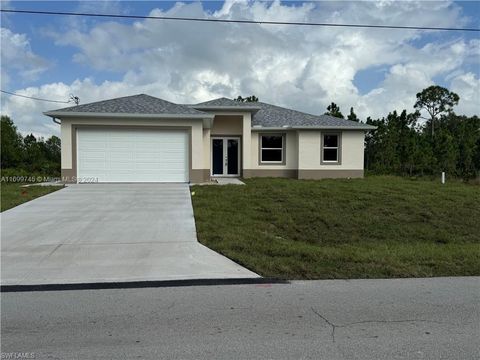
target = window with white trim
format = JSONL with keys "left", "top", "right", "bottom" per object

{"left": 260, "top": 134, "right": 284, "bottom": 163}
{"left": 322, "top": 134, "right": 339, "bottom": 163}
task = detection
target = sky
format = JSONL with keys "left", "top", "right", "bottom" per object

{"left": 1, "top": 0, "right": 479, "bottom": 138}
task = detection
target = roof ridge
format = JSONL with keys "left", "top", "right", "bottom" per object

{"left": 194, "top": 97, "right": 262, "bottom": 107}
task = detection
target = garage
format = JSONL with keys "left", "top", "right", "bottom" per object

{"left": 77, "top": 128, "right": 188, "bottom": 183}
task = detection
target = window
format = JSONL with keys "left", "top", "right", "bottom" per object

{"left": 322, "top": 133, "right": 340, "bottom": 163}
{"left": 260, "top": 134, "right": 284, "bottom": 164}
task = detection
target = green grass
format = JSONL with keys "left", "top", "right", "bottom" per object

{"left": 191, "top": 176, "right": 480, "bottom": 279}
{"left": 1, "top": 183, "right": 63, "bottom": 212}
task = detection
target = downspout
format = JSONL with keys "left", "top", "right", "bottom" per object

{"left": 52, "top": 117, "right": 61, "bottom": 125}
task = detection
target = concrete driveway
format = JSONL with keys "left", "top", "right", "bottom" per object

{"left": 1, "top": 184, "right": 258, "bottom": 285}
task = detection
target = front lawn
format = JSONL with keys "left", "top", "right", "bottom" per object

{"left": 1, "top": 183, "right": 63, "bottom": 212}
{"left": 191, "top": 176, "right": 480, "bottom": 279}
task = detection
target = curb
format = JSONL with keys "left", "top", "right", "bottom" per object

{"left": 1, "top": 277, "right": 289, "bottom": 292}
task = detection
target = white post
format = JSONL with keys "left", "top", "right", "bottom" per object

{"left": 441, "top": 172, "right": 445, "bottom": 184}
{"left": 242, "top": 112, "right": 252, "bottom": 171}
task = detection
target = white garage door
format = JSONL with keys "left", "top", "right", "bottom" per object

{"left": 77, "top": 128, "right": 188, "bottom": 183}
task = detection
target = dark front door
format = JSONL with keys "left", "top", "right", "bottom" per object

{"left": 211, "top": 137, "right": 240, "bottom": 176}
{"left": 212, "top": 138, "right": 224, "bottom": 175}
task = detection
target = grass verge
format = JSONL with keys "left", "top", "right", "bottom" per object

{"left": 191, "top": 176, "right": 480, "bottom": 279}
{"left": 1, "top": 183, "right": 63, "bottom": 212}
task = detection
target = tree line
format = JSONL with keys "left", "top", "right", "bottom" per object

{"left": 325, "top": 86, "right": 479, "bottom": 179}
{"left": 1, "top": 115, "right": 61, "bottom": 176}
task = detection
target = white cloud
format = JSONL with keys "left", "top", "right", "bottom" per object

{"left": 451, "top": 72, "right": 480, "bottom": 116}
{"left": 356, "top": 38, "right": 480, "bottom": 119}
{"left": 0, "top": 28, "right": 50, "bottom": 87}
{"left": 1, "top": 78, "right": 147, "bottom": 138}
{"left": 1, "top": 0, "right": 479, "bottom": 136}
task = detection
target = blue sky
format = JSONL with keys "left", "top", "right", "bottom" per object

{"left": 1, "top": 1, "right": 479, "bottom": 137}
{"left": 2, "top": 1, "right": 235, "bottom": 87}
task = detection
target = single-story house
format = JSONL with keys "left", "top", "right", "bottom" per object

{"left": 44, "top": 94, "right": 375, "bottom": 183}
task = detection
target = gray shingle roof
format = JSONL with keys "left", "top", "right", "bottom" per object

{"left": 252, "top": 102, "right": 373, "bottom": 129}
{"left": 194, "top": 97, "right": 258, "bottom": 107}
{"left": 193, "top": 98, "right": 375, "bottom": 129}
{"left": 45, "top": 94, "right": 375, "bottom": 129}
{"left": 45, "top": 94, "right": 206, "bottom": 116}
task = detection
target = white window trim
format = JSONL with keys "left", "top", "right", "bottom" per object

{"left": 259, "top": 134, "right": 285, "bottom": 165}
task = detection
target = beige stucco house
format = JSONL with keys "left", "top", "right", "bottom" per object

{"left": 44, "top": 94, "right": 375, "bottom": 183}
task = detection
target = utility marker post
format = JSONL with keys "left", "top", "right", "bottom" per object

{"left": 441, "top": 172, "right": 445, "bottom": 184}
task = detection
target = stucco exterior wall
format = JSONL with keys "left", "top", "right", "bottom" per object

{"left": 59, "top": 114, "right": 365, "bottom": 182}
{"left": 243, "top": 129, "right": 365, "bottom": 179}
{"left": 242, "top": 113, "right": 252, "bottom": 170}
{"left": 298, "top": 130, "right": 364, "bottom": 170}
{"left": 210, "top": 115, "right": 243, "bottom": 135}
{"left": 249, "top": 131, "right": 298, "bottom": 170}
{"left": 60, "top": 121, "right": 72, "bottom": 170}
{"left": 202, "top": 128, "right": 211, "bottom": 172}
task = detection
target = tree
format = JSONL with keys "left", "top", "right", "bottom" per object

{"left": 365, "top": 107, "right": 480, "bottom": 179}
{"left": 347, "top": 107, "right": 359, "bottom": 122}
{"left": 441, "top": 113, "right": 480, "bottom": 179}
{"left": 0, "top": 115, "right": 23, "bottom": 168}
{"left": 44, "top": 135, "right": 61, "bottom": 174}
{"left": 23, "top": 134, "right": 43, "bottom": 172}
{"left": 414, "top": 85, "right": 459, "bottom": 137}
{"left": 234, "top": 95, "right": 258, "bottom": 102}
{"left": 1, "top": 116, "right": 63, "bottom": 176}
{"left": 432, "top": 126, "right": 457, "bottom": 174}
{"left": 23, "top": 133, "right": 37, "bottom": 147}
{"left": 325, "top": 102, "right": 344, "bottom": 118}
{"left": 45, "top": 136, "right": 61, "bottom": 163}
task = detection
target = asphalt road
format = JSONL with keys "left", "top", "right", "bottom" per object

{"left": 1, "top": 277, "right": 479, "bottom": 359}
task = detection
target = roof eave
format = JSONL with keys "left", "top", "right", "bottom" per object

{"left": 43, "top": 111, "right": 214, "bottom": 120}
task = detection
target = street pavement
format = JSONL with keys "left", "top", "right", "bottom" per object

{"left": 1, "top": 277, "right": 479, "bottom": 359}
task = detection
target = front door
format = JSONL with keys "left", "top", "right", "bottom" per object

{"left": 211, "top": 137, "right": 240, "bottom": 176}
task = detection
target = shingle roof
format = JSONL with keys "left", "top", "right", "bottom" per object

{"left": 193, "top": 98, "right": 375, "bottom": 129}
{"left": 45, "top": 94, "right": 206, "bottom": 116}
{"left": 194, "top": 97, "right": 258, "bottom": 107}
{"left": 45, "top": 94, "right": 375, "bottom": 129}
{"left": 252, "top": 102, "right": 373, "bottom": 129}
